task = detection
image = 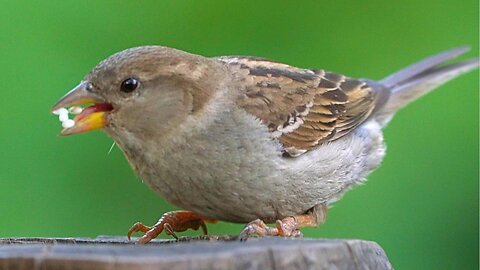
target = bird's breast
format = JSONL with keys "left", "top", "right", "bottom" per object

{"left": 109, "top": 108, "right": 386, "bottom": 223}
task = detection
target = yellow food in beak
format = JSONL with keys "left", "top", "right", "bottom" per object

{"left": 60, "top": 111, "right": 109, "bottom": 136}
{"left": 51, "top": 82, "right": 113, "bottom": 135}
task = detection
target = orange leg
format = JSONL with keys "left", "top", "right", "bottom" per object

{"left": 239, "top": 204, "right": 327, "bottom": 238}
{"left": 127, "top": 210, "right": 217, "bottom": 244}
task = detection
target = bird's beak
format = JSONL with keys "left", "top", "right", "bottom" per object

{"left": 51, "top": 81, "right": 113, "bottom": 136}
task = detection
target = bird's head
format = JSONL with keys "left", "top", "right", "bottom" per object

{"left": 51, "top": 46, "right": 224, "bottom": 140}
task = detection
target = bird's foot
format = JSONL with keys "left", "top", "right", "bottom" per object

{"left": 239, "top": 204, "right": 327, "bottom": 239}
{"left": 127, "top": 210, "right": 216, "bottom": 244}
{"left": 239, "top": 217, "right": 303, "bottom": 238}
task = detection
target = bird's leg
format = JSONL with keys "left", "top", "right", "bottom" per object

{"left": 127, "top": 210, "right": 216, "bottom": 244}
{"left": 240, "top": 204, "right": 327, "bottom": 238}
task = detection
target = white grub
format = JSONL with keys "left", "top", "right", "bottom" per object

{"left": 53, "top": 108, "right": 68, "bottom": 116}
{"left": 59, "top": 113, "right": 69, "bottom": 122}
{"left": 53, "top": 106, "right": 84, "bottom": 129}
{"left": 62, "top": 119, "right": 75, "bottom": 129}
{"left": 69, "top": 106, "right": 83, "bottom": 114}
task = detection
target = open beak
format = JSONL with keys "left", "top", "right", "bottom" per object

{"left": 51, "top": 81, "right": 113, "bottom": 136}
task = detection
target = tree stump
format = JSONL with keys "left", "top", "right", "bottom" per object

{"left": 0, "top": 236, "right": 392, "bottom": 270}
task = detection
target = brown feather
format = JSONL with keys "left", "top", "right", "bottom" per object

{"left": 217, "top": 56, "right": 384, "bottom": 157}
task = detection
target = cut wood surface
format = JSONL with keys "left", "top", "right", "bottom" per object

{"left": 0, "top": 236, "right": 393, "bottom": 270}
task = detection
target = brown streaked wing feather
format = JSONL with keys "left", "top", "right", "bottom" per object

{"left": 217, "top": 56, "right": 382, "bottom": 157}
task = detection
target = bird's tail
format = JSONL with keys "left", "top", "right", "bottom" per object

{"left": 374, "top": 46, "right": 479, "bottom": 126}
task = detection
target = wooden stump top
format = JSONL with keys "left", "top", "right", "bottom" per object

{"left": 0, "top": 236, "right": 392, "bottom": 270}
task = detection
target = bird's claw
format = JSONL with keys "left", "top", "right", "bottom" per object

{"left": 127, "top": 222, "right": 153, "bottom": 243}
{"left": 239, "top": 217, "right": 303, "bottom": 240}
{"left": 127, "top": 211, "right": 216, "bottom": 244}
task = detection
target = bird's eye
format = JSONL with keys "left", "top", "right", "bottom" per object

{"left": 120, "top": 78, "right": 139, "bottom": 93}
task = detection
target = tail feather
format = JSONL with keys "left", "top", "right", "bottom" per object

{"left": 375, "top": 47, "right": 479, "bottom": 126}
{"left": 381, "top": 46, "right": 471, "bottom": 88}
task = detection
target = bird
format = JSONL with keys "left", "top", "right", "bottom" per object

{"left": 51, "top": 45, "right": 478, "bottom": 243}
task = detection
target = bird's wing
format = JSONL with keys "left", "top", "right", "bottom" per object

{"left": 217, "top": 56, "right": 386, "bottom": 157}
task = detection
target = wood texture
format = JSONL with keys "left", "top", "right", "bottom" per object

{"left": 0, "top": 236, "right": 392, "bottom": 270}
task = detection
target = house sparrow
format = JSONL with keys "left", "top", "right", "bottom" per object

{"left": 51, "top": 46, "right": 478, "bottom": 243}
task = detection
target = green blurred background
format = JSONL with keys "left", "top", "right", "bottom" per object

{"left": 0, "top": 1, "right": 477, "bottom": 269}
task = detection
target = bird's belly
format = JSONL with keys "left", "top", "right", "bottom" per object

{"left": 137, "top": 129, "right": 291, "bottom": 223}
{"left": 135, "top": 119, "right": 385, "bottom": 223}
